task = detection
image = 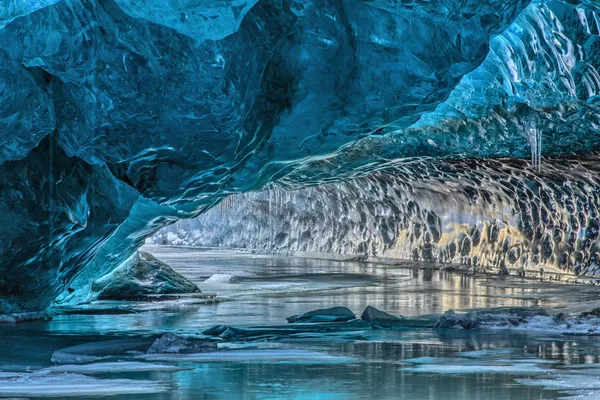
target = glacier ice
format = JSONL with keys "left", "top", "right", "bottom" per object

{"left": 0, "top": 371, "right": 168, "bottom": 397}
{"left": 90, "top": 250, "right": 200, "bottom": 301}
{"left": 155, "top": 156, "right": 600, "bottom": 278}
{"left": 139, "top": 349, "right": 358, "bottom": 364}
{"left": 3, "top": 0, "right": 600, "bottom": 311}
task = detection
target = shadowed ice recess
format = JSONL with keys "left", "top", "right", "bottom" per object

{"left": 3, "top": 0, "right": 600, "bottom": 314}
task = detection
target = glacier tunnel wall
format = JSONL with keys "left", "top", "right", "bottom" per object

{"left": 155, "top": 156, "right": 600, "bottom": 279}
{"left": 3, "top": 0, "right": 600, "bottom": 311}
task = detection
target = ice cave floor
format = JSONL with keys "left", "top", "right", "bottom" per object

{"left": 3, "top": 246, "right": 600, "bottom": 399}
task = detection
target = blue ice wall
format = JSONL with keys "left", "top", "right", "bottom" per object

{"left": 2, "top": 0, "right": 600, "bottom": 311}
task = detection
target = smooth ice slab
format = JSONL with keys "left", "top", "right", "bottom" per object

{"left": 404, "top": 355, "right": 552, "bottom": 375}
{"left": 516, "top": 374, "right": 600, "bottom": 390}
{"left": 51, "top": 338, "right": 154, "bottom": 365}
{"left": 139, "top": 349, "right": 358, "bottom": 364}
{"left": 45, "top": 361, "right": 189, "bottom": 374}
{"left": 0, "top": 372, "right": 168, "bottom": 397}
{"left": 204, "top": 274, "right": 240, "bottom": 284}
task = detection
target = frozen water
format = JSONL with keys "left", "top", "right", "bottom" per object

{"left": 457, "top": 349, "right": 519, "bottom": 358}
{"left": 406, "top": 363, "right": 549, "bottom": 375}
{"left": 204, "top": 274, "right": 239, "bottom": 284}
{"left": 5, "top": 251, "right": 600, "bottom": 399}
{"left": 405, "top": 354, "right": 552, "bottom": 375}
{"left": 516, "top": 374, "right": 600, "bottom": 390}
{"left": 45, "top": 361, "right": 188, "bottom": 374}
{"left": 51, "top": 338, "right": 153, "bottom": 365}
{"left": 139, "top": 349, "right": 358, "bottom": 364}
{"left": 0, "top": 372, "right": 168, "bottom": 397}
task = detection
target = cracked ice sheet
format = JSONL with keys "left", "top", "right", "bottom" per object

{"left": 0, "top": 371, "right": 168, "bottom": 397}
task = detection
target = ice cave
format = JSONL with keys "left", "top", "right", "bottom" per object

{"left": 4, "top": 0, "right": 600, "bottom": 399}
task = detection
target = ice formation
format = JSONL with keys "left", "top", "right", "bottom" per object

{"left": 3, "top": 0, "right": 600, "bottom": 311}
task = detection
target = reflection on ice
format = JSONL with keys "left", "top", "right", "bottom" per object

{"left": 458, "top": 348, "right": 518, "bottom": 358}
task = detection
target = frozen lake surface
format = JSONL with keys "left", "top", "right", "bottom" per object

{"left": 2, "top": 246, "right": 600, "bottom": 399}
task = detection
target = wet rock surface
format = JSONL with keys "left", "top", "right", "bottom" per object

{"left": 147, "top": 333, "right": 217, "bottom": 354}
{"left": 0, "top": 311, "right": 53, "bottom": 323}
{"left": 433, "top": 307, "right": 549, "bottom": 329}
{"left": 92, "top": 251, "right": 200, "bottom": 301}
{"left": 286, "top": 307, "right": 356, "bottom": 323}
{"left": 361, "top": 306, "right": 403, "bottom": 322}
{"left": 579, "top": 308, "right": 600, "bottom": 318}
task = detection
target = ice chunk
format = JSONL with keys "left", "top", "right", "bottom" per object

{"left": 45, "top": 361, "right": 188, "bottom": 374}
{"left": 433, "top": 307, "right": 549, "bottom": 329}
{"left": 286, "top": 307, "right": 355, "bottom": 323}
{"left": 51, "top": 338, "right": 154, "bottom": 365}
{"left": 204, "top": 274, "right": 239, "bottom": 284}
{"left": 360, "top": 306, "right": 403, "bottom": 322}
{"left": 457, "top": 349, "right": 519, "bottom": 358}
{"left": 92, "top": 251, "right": 200, "bottom": 301}
{"left": 146, "top": 333, "right": 217, "bottom": 354}
{"left": 139, "top": 349, "right": 357, "bottom": 364}
{"left": 516, "top": 374, "right": 600, "bottom": 389}
{"left": 406, "top": 362, "right": 549, "bottom": 375}
{"left": 0, "top": 311, "right": 53, "bottom": 323}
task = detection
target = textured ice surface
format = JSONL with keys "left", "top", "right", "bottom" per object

{"left": 406, "top": 363, "right": 549, "bottom": 374}
{"left": 458, "top": 349, "right": 522, "bottom": 359}
{"left": 516, "top": 374, "right": 600, "bottom": 389}
{"left": 139, "top": 349, "right": 358, "bottom": 364}
{"left": 204, "top": 274, "right": 239, "bottom": 284}
{"left": 146, "top": 333, "right": 217, "bottom": 354}
{"left": 0, "top": 371, "right": 168, "bottom": 397}
{"left": 4, "top": 0, "right": 600, "bottom": 311}
{"left": 405, "top": 353, "right": 553, "bottom": 375}
{"left": 45, "top": 361, "right": 187, "bottom": 374}
{"left": 156, "top": 157, "right": 600, "bottom": 279}
{"left": 91, "top": 251, "right": 200, "bottom": 301}
{"left": 51, "top": 338, "right": 153, "bottom": 364}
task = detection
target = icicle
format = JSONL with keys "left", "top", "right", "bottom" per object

{"left": 268, "top": 187, "right": 272, "bottom": 250}
{"left": 526, "top": 119, "right": 542, "bottom": 172}
{"left": 48, "top": 135, "right": 54, "bottom": 246}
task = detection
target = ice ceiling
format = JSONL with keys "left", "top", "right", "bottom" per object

{"left": 2, "top": 0, "right": 600, "bottom": 312}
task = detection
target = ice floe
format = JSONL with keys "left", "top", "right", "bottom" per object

{"left": 139, "top": 349, "right": 357, "bottom": 364}
{"left": 51, "top": 338, "right": 154, "bottom": 365}
{"left": 44, "top": 361, "right": 188, "bottom": 374}
{"left": 204, "top": 274, "right": 239, "bottom": 284}
{"left": 0, "top": 371, "right": 167, "bottom": 397}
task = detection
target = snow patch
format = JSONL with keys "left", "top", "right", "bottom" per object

{"left": 204, "top": 274, "right": 239, "bottom": 284}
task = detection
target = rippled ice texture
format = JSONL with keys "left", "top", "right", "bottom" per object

{"left": 4, "top": 0, "right": 600, "bottom": 312}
